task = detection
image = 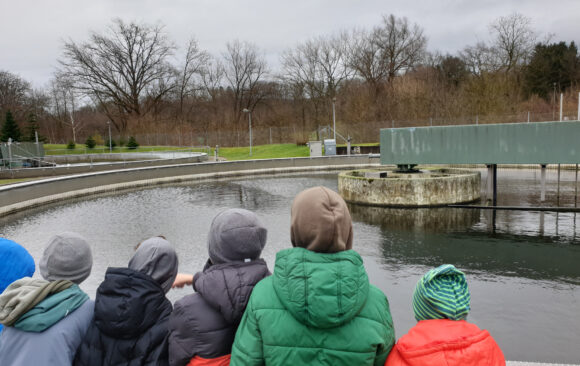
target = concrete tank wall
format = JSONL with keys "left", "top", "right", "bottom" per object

{"left": 338, "top": 169, "right": 481, "bottom": 207}
{"left": 0, "top": 155, "right": 380, "bottom": 217}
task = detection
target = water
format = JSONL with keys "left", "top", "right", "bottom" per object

{"left": 0, "top": 170, "right": 579, "bottom": 363}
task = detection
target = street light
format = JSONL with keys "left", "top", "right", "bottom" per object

{"left": 243, "top": 108, "right": 252, "bottom": 156}
{"left": 332, "top": 97, "right": 336, "bottom": 141}
{"left": 107, "top": 121, "right": 112, "bottom": 152}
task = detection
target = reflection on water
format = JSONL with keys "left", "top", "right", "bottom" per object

{"left": 0, "top": 170, "right": 579, "bottom": 363}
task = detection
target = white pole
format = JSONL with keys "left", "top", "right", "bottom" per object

{"left": 560, "top": 93, "right": 563, "bottom": 121}
{"left": 107, "top": 121, "right": 112, "bottom": 152}
{"left": 249, "top": 111, "right": 252, "bottom": 157}
{"left": 332, "top": 97, "right": 336, "bottom": 141}
{"left": 527, "top": 111, "right": 530, "bottom": 123}
{"left": 577, "top": 92, "right": 580, "bottom": 120}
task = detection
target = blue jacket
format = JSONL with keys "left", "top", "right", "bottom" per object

{"left": 0, "top": 298, "right": 93, "bottom": 365}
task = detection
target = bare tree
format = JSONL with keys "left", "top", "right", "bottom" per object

{"left": 176, "top": 38, "right": 210, "bottom": 118}
{"left": 347, "top": 28, "right": 390, "bottom": 94}
{"left": 489, "top": 12, "right": 536, "bottom": 72}
{"left": 223, "top": 40, "right": 268, "bottom": 136}
{"left": 0, "top": 70, "right": 31, "bottom": 118}
{"left": 59, "top": 19, "right": 176, "bottom": 134}
{"left": 373, "top": 14, "right": 427, "bottom": 82}
{"left": 47, "top": 75, "right": 83, "bottom": 143}
{"left": 460, "top": 42, "right": 501, "bottom": 76}
{"left": 282, "top": 33, "right": 351, "bottom": 100}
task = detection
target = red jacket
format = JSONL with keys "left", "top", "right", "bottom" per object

{"left": 385, "top": 319, "right": 505, "bottom": 366}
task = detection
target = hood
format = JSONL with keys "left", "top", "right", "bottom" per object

{"left": 207, "top": 208, "right": 267, "bottom": 264}
{"left": 272, "top": 247, "right": 369, "bottom": 329}
{"left": 194, "top": 259, "right": 270, "bottom": 324}
{"left": 393, "top": 319, "right": 500, "bottom": 366}
{"left": 291, "top": 186, "right": 353, "bottom": 253}
{"left": 13, "top": 284, "right": 88, "bottom": 332}
{"left": 94, "top": 267, "right": 172, "bottom": 338}
{"left": 0, "top": 238, "right": 35, "bottom": 293}
{"left": 128, "top": 236, "right": 178, "bottom": 294}
{"left": 0, "top": 278, "right": 73, "bottom": 327}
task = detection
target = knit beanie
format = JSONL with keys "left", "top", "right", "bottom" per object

{"left": 208, "top": 208, "right": 267, "bottom": 264}
{"left": 412, "top": 264, "right": 471, "bottom": 321}
{"left": 0, "top": 238, "right": 35, "bottom": 293}
{"left": 291, "top": 186, "right": 353, "bottom": 253}
{"left": 39, "top": 232, "right": 93, "bottom": 284}
{"left": 128, "top": 236, "right": 178, "bottom": 294}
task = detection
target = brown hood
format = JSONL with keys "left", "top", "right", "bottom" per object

{"left": 291, "top": 186, "right": 353, "bottom": 253}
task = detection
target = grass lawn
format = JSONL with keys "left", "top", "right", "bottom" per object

{"left": 0, "top": 178, "right": 36, "bottom": 186}
{"left": 215, "top": 143, "right": 309, "bottom": 161}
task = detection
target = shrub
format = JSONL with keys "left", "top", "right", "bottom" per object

{"left": 85, "top": 135, "right": 96, "bottom": 149}
{"left": 126, "top": 136, "right": 139, "bottom": 149}
{"left": 67, "top": 141, "right": 76, "bottom": 150}
{"left": 93, "top": 134, "right": 104, "bottom": 146}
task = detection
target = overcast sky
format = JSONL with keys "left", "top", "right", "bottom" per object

{"left": 1, "top": 0, "right": 579, "bottom": 88}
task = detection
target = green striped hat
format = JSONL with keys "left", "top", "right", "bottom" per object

{"left": 412, "top": 264, "right": 471, "bottom": 321}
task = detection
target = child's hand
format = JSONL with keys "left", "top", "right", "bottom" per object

{"left": 172, "top": 273, "right": 194, "bottom": 288}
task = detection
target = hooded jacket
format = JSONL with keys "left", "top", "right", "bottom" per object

{"left": 168, "top": 208, "right": 270, "bottom": 366}
{"left": 229, "top": 186, "right": 394, "bottom": 366}
{"left": 0, "top": 278, "right": 93, "bottom": 366}
{"left": 74, "top": 237, "right": 178, "bottom": 366}
{"left": 74, "top": 268, "right": 173, "bottom": 366}
{"left": 230, "top": 248, "right": 394, "bottom": 366}
{"left": 168, "top": 260, "right": 270, "bottom": 366}
{"left": 384, "top": 319, "right": 505, "bottom": 366}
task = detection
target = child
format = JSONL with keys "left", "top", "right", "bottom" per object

{"left": 385, "top": 264, "right": 505, "bottom": 366}
{"left": 0, "top": 232, "right": 94, "bottom": 365}
{"left": 229, "top": 187, "right": 395, "bottom": 366}
{"left": 168, "top": 208, "right": 270, "bottom": 366}
{"left": 74, "top": 236, "right": 178, "bottom": 366}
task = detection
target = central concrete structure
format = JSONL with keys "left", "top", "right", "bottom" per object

{"left": 338, "top": 169, "right": 481, "bottom": 207}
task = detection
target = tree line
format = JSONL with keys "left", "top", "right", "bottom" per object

{"left": 1, "top": 13, "right": 579, "bottom": 147}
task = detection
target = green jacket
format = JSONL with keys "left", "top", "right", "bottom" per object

{"left": 230, "top": 248, "right": 395, "bottom": 366}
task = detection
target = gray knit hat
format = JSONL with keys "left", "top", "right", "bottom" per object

{"left": 128, "top": 236, "right": 178, "bottom": 294}
{"left": 39, "top": 232, "right": 93, "bottom": 284}
{"left": 208, "top": 208, "right": 267, "bottom": 264}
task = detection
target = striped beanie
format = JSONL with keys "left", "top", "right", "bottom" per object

{"left": 412, "top": 264, "right": 471, "bottom": 321}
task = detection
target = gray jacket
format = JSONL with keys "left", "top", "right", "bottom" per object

{"left": 0, "top": 299, "right": 94, "bottom": 365}
{"left": 168, "top": 259, "right": 270, "bottom": 366}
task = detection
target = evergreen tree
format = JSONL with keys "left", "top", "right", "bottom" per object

{"left": 1, "top": 111, "right": 22, "bottom": 142}
{"left": 126, "top": 136, "right": 139, "bottom": 149}
{"left": 24, "top": 113, "right": 41, "bottom": 142}
{"left": 85, "top": 135, "right": 96, "bottom": 149}
{"left": 524, "top": 42, "right": 580, "bottom": 99}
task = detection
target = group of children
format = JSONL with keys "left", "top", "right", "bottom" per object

{"left": 0, "top": 186, "right": 505, "bottom": 366}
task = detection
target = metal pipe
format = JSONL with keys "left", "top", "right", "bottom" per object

{"left": 541, "top": 164, "right": 546, "bottom": 202}
{"left": 492, "top": 164, "right": 497, "bottom": 206}
{"left": 560, "top": 93, "right": 563, "bottom": 121}
{"left": 574, "top": 164, "right": 578, "bottom": 207}
{"left": 557, "top": 163, "right": 561, "bottom": 206}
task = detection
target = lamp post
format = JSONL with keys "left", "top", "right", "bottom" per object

{"left": 107, "top": 121, "right": 112, "bottom": 152}
{"left": 243, "top": 108, "right": 252, "bottom": 156}
{"left": 332, "top": 97, "right": 336, "bottom": 141}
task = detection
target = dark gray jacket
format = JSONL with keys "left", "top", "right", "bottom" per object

{"left": 168, "top": 259, "right": 270, "bottom": 366}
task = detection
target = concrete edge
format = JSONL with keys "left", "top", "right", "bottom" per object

{"left": 0, "top": 163, "right": 379, "bottom": 217}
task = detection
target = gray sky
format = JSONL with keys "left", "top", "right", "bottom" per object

{"left": 1, "top": 0, "right": 579, "bottom": 88}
